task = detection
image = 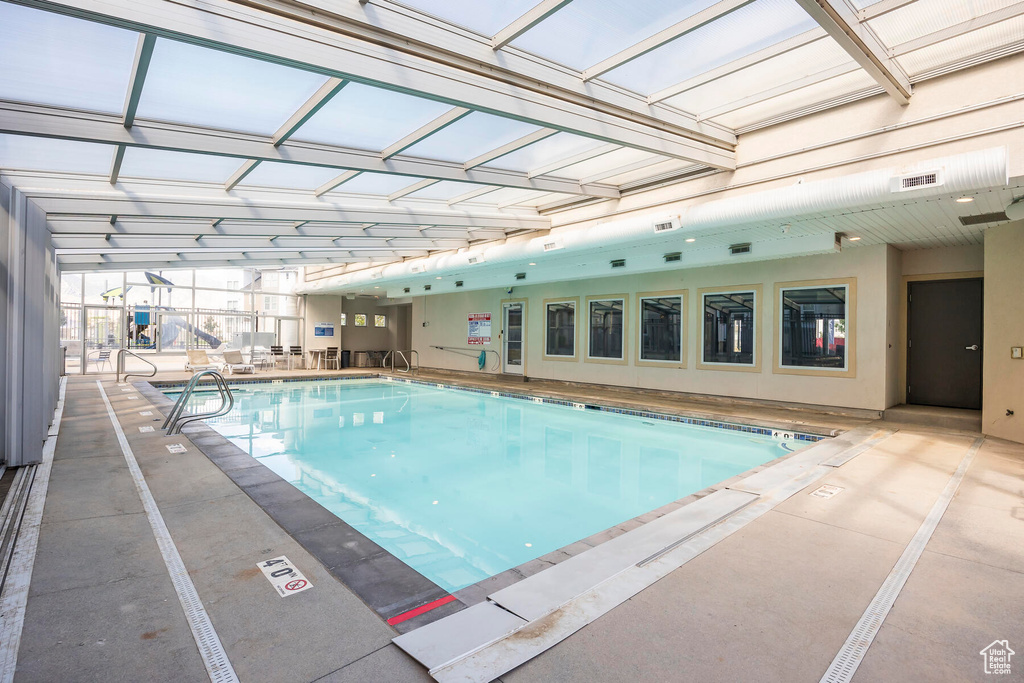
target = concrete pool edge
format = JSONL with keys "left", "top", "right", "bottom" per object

{"left": 392, "top": 424, "right": 895, "bottom": 682}
{"left": 137, "top": 374, "right": 847, "bottom": 634}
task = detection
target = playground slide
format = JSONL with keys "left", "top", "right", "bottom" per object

{"left": 159, "top": 313, "right": 222, "bottom": 349}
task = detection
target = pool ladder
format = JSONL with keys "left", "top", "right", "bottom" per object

{"left": 116, "top": 348, "right": 157, "bottom": 383}
{"left": 162, "top": 369, "right": 234, "bottom": 435}
{"left": 383, "top": 349, "right": 418, "bottom": 374}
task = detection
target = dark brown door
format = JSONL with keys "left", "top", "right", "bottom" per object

{"left": 907, "top": 278, "right": 983, "bottom": 409}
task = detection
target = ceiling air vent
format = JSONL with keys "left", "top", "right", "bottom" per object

{"left": 892, "top": 169, "right": 943, "bottom": 192}
{"left": 370, "top": 272, "right": 383, "bottom": 279}
{"left": 729, "top": 242, "right": 752, "bottom": 255}
{"left": 410, "top": 264, "right": 425, "bottom": 274}
{"left": 664, "top": 252, "right": 681, "bottom": 263}
{"left": 542, "top": 240, "right": 563, "bottom": 252}
{"left": 423, "top": 284, "right": 431, "bottom": 291}
{"left": 515, "top": 272, "right": 527, "bottom": 280}
{"left": 455, "top": 280, "right": 464, "bottom": 287}
{"left": 403, "top": 287, "right": 410, "bottom": 294}
{"left": 959, "top": 212, "right": 1008, "bottom": 226}
{"left": 652, "top": 217, "right": 680, "bottom": 233}
{"left": 610, "top": 259, "right": 626, "bottom": 268}
{"left": 467, "top": 255, "right": 484, "bottom": 265}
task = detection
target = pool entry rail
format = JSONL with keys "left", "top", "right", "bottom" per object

{"left": 384, "top": 349, "right": 419, "bottom": 374}
{"left": 162, "top": 369, "right": 235, "bottom": 435}
{"left": 116, "top": 349, "right": 157, "bottom": 383}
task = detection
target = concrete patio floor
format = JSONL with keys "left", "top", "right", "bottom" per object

{"left": 11, "top": 374, "right": 1024, "bottom": 682}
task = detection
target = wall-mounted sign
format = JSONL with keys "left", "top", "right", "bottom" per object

{"left": 314, "top": 321, "right": 335, "bottom": 337}
{"left": 468, "top": 312, "right": 491, "bottom": 345}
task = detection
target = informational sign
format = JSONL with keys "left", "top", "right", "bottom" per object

{"left": 468, "top": 312, "right": 492, "bottom": 345}
{"left": 313, "top": 321, "right": 335, "bottom": 337}
{"left": 257, "top": 556, "right": 313, "bottom": 597}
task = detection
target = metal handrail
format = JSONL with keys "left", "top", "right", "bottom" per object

{"left": 116, "top": 349, "right": 157, "bottom": 383}
{"left": 385, "top": 349, "right": 418, "bottom": 374}
{"left": 163, "top": 370, "right": 235, "bottom": 435}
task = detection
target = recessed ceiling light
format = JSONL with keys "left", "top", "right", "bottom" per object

{"left": 373, "top": 286, "right": 379, "bottom": 288}
{"left": 956, "top": 196, "right": 974, "bottom": 203}
{"left": 685, "top": 238, "right": 696, "bottom": 243}
{"left": 528, "top": 262, "right": 536, "bottom": 266}
{"left": 435, "top": 276, "right": 442, "bottom": 279}
{"left": 848, "top": 236, "right": 861, "bottom": 241}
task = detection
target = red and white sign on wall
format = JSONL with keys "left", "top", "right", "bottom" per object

{"left": 468, "top": 313, "right": 492, "bottom": 345}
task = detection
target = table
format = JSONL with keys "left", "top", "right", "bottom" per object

{"left": 307, "top": 349, "right": 327, "bottom": 370}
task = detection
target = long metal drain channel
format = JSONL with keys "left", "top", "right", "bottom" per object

{"left": 97, "top": 381, "right": 238, "bottom": 683}
{"left": 819, "top": 436, "right": 985, "bottom": 683}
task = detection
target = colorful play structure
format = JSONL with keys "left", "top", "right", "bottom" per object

{"left": 100, "top": 272, "right": 223, "bottom": 350}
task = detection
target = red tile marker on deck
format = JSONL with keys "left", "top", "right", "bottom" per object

{"left": 387, "top": 594, "right": 457, "bottom": 626}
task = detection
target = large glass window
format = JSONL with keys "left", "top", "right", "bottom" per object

{"left": 779, "top": 285, "right": 848, "bottom": 370}
{"left": 588, "top": 298, "right": 624, "bottom": 360}
{"left": 545, "top": 300, "right": 576, "bottom": 357}
{"left": 640, "top": 295, "right": 682, "bottom": 362}
{"left": 702, "top": 291, "right": 756, "bottom": 365}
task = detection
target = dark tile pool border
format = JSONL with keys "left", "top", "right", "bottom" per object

{"left": 135, "top": 379, "right": 462, "bottom": 633}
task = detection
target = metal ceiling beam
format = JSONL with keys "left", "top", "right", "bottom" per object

{"left": 582, "top": 0, "right": 756, "bottom": 82}
{"left": 447, "top": 186, "right": 499, "bottom": 206}
{"left": 314, "top": 170, "right": 362, "bottom": 197}
{"left": 122, "top": 32, "right": 156, "bottom": 128}
{"left": 48, "top": 217, "right": 501, "bottom": 237}
{"left": 52, "top": 235, "right": 470, "bottom": 250}
{"left": 793, "top": 0, "right": 912, "bottom": 104}
{"left": 224, "top": 159, "right": 262, "bottom": 191}
{"left": 58, "top": 257, "right": 376, "bottom": 271}
{"left": 699, "top": 62, "right": 861, "bottom": 121}
{"left": 273, "top": 77, "right": 348, "bottom": 145}
{"left": 857, "top": 0, "right": 917, "bottom": 21}
{"left": 889, "top": 4, "right": 1024, "bottom": 57}
{"left": 647, "top": 28, "right": 829, "bottom": 104}
{"left": 10, "top": 0, "right": 736, "bottom": 166}
{"left": 109, "top": 144, "right": 126, "bottom": 185}
{"left": 388, "top": 178, "right": 438, "bottom": 202}
{"left": 382, "top": 107, "right": 471, "bottom": 160}
{"left": 0, "top": 101, "right": 621, "bottom": 198}
{"left": 464, "top": 128, "right": 558, "bottom": 170}
{"left": 526, "top": 142, "right": 621, "bottom": 178}
{"left": 491, "top": 0, "right": 574, "bottom": 50}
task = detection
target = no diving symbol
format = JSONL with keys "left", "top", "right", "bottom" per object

{"left": 285, "top": 579, "right": 307, "bottom": 591}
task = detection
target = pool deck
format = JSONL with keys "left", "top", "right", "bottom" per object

{"left": 7, "top": 372, "right": 1024, "bottom": 682}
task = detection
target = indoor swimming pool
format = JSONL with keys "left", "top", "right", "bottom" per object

{"left": 171, "top": 378, "right": 802, "bottom": 592}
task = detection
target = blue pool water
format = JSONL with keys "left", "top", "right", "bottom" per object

{"left": 175, "top": 379, "right": 794, "bottom": 592}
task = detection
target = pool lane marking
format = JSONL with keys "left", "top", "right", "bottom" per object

{"left": 0, "top": 378, "right": 64, "bottom": 683}
{"left": 96, "top": 381, "right": 239, "bottom": 683}
{"left": 387, "top": 595, "right": 458, "bottom": 626}
{"left": 819, "top": 436, "right": 985, "bottom": 683}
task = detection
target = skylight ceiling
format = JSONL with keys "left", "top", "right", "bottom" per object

{"left": 1, "top": 0, "right": 1024, "bottom": 273}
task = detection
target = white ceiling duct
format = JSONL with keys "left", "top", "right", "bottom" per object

{"left": 299, "top": 147, "right": 1008, "bottom": 295}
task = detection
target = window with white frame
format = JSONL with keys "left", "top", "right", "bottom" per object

{"left": 640, "top": 295, "right": 682, "bottom": 362}
{"left": 545, "top": 301, "right": 575, "bottom": 357}
{"left": 779, "top": 285, "right": 848, "bottom": 370}
{"left": 588, "top": 298, "right": 624, "bottom": 360}
{"left": 702, "top": 291, "right": 755, "bottom": 365}
{"left": 340, "top": 313, "right": 347, "bottom": 326}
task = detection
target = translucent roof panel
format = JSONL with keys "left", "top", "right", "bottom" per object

{"left": 0, "top": 134, "right": 114, "bottom": 175}
{"left": 551, "top": 147, "right": 664, "bottom": 182}
{"left": 867, "top": 0, "right": 1020, "bottom": 49}
{"left": 238, "top": 162, "right": 343, "bottom": 190}
{"left": 402, "top": 112, "right": 541, "bottom": 164}
{"left": 405, "top": 180, "right": 491, "bottom": 200}
{"left": 119, "top": 147, "right": 242, "bottom": 183}
{"left": 292, "top": 83, "right": 452, "bottom": 152}
{"left": 510, "top": 0, "right": 723, "bottom": 71}
{"left": 489, "top": 133, "right": 610, "bottom": 174}
{"left": 665, "top": 39, "right": 853, "bottom": 114}
{"left": 896, "top": 12, "right": 1024, "bottom": 76}
{"left": 393, "top": 0, "right": 541, "bottom": 36}
{"left": 328, "top": 172, "right": 422, "bottom": 196}
{"left": 601, "top": 0, "right": 818, "bottom": 96}
{"left": 712, "top": 70, "right": 877, "bottom": 129}
{"left": 135, "top": 38, "right": 329, "bottom": 136}
{"left": 0, "top": 3, "right": 139, "bottom": 114}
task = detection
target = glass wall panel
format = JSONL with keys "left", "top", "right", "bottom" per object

{"left": 545, "top": 301, "right": 575, "bottom": 357}
{"left": 779, "top": 285, "right": 848, "bottom": 369}
{"left": 83, "top": 273, "right": 125, "bottom": 305}
{"left": 194, "top": 268, "right": 246, "bottom": 290}
{"left": 640, "top": 296, "right": 682, "bottom": 362}
{"left": 60, "top": 273, "right": 83, "bottom": 305}
{"left": 588, "top": 298, "right": 624, "bottom": 360}
{"left": 703, "top": 291, "right": 755, "bottom": 365}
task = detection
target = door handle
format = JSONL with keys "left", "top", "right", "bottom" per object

{"left": 965, "top": 344, "right": 979, "bottom": 351}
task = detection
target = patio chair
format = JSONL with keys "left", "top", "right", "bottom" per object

{"left": 288, "top": 345, "right": 304, "bottom": 370}
{"left": 89, "top": 349, "right": 114, "bottom": 372}
{"left": 324, "top": 347, "right": 340, "bottom": 370}
{"left": 269, "top": 345, "right": 286, "bottom": 369}
{"left": 223, "top": 350, "right": 256, "bottom": 375}
{"left": 185, "top": 349, "right": 222, "bottom": 374}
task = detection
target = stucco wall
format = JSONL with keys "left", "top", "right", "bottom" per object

{"left": 412, "top": 244, "right": 895, "bottom": 411}
{"left": 982, "top": 221, "right": 1024, "bottom": 442}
